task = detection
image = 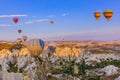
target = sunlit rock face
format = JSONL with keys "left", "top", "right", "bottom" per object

{"left": 0, "top": 48, "right": 36, "bottom": 71}
{"left": 0, "top": 49, "right": 12, "bottom": 58}
{"left": 54, "top": 47, "right": 82, "bottom": 56}
{"left": 0, "top": 48, "right": 31, "bottom": 58}
{"left": 19, "top": 48, "right": 31, "bottom": 56}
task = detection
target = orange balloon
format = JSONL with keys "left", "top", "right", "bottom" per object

{"left": 94, "top": 11, "right": 101, "bottom": 20}
{"left": 103, "top": 10, "right": 113, "bottom": 21}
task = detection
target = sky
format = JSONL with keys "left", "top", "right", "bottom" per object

{"left": 0, "top": 0, "right": 120, "bottom": 41}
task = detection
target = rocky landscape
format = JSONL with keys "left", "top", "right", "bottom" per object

{"left": 0, "top": 41, "right": 120, "bottom": 80}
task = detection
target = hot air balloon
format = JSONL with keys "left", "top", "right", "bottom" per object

{"left": 22, "top": 35, "right": 27, "bottom": 41}
{"left": 16, "top": 38, "right": 22, "bottom": 44}
{"left": 26, "top": 39, "right": 44, "bottom": 58}
{"left": 94, "top": 11, "right": 101, "bottom": 20}
{"left": 103, "top": 10, "right": 113, "bottom": 21}
{"left": 13, "top": 17, "right": 19, "bottom": 23}
{"left": 18, "top": 29, "right": 22, "bottom": 34}
{"left": 48, "top": 46, "right": 56, "bottom": 53}
{"left": 50, "top": 20, "right": 54, "bottom": 24}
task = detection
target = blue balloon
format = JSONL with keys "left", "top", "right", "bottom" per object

{"left": 48, "top": 46, "right": 56, "bottom": 53}
{"left": 39, "top": 39, "right": 44, "bottom": 49}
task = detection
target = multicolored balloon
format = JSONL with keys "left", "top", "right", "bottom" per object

{"left": 94, "top": 11, "right": 101, "bottom": 20}
{"left": 103, "top": 10, "right": 113, "bottom": 21}
{"left": 26, "top": 39, "right": 44, "bottom": 58}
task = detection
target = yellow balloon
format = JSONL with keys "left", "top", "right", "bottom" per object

{"left": 26, "top": 39, "right": 44, "bottom": 58}
{"left": 103, "top": 10, "right": 113, "bottom": 21}
{"left": 94, "top": 11, "right": 101, "bottom": 20}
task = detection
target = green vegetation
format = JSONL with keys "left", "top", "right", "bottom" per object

{"left": 89, "top": 76, "right": 100, "bottom": 80}
{"left": 10, "top": 43, "right": 23, "bottom": 50}
{"left": 62, "top": 57, "right": 120, "bottom": 79}
{"left": 7, "top": 61, "right": 18, "bottom": 73}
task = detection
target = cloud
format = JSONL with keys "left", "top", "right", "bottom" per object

{"left": 25, "top": 21, "right": 33, "bottom": 24}
{"left": 61, "top": 13, "right": 70, "bottom": 16}
{"left": 24, "top": 19, "right": 49, "bottom": 25}
{"left": 0, "top": 14, "right": 28, "bottom": 18}
{"left": 17, "top": 23, "right": 23, "bottom": 26}
{"left": 0, "top": 24, "right": 13, "bottom": 27}
{"left": 0, "top": 23, "right": 23, "bottom": 27}
{"left": 47, "top": 15, "right": 55, "bottom": 18}
{"left": 36, "top": 19, "right": 49, "bottom": 22}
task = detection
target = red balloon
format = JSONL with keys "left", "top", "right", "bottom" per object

{"left": 13, "top": 17, "right": 18, "bottom": 23}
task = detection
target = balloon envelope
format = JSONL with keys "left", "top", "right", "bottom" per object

{"left": 94, "top": 11, "right": 101, "bottom": 20}
{"left": 26, "top": 39, "right": 44, "bottom": 58}
{"left": 48, "top": 46, "right": 56, "bottom": 53}
{"left": 103, "top": 10, "right": 113, "bottom": 21}
{"left": 22, "top": 36, "right": 27, "bottom": 41}
{"left": 18, "top": 29, "right": 22, "bottom": 34}
{"left": 50, "top": 20, "right": 54, "bottom": 24}
{"left": 16, "top": 38, "right": 22, "bottom": 44}
{"left": 13, "top": 17, "right": 19, "bottom": 23}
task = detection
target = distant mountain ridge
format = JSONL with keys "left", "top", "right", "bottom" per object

{"left": 0, "top": 40, "right": 14, "bottom": 43}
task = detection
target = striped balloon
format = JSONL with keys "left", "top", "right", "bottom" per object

{"left": 27, "top": 39, "right": 44, "bottom": 58}
{"left": 103, "top": 10, "right": 113, "bottom": 21}
{"left": 94, "top": 11, "right": 101, "bottom": 20}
